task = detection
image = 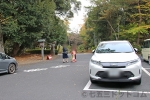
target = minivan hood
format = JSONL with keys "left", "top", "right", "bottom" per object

{"left": 92, "top": 52, "right": 139, "bottom": 62}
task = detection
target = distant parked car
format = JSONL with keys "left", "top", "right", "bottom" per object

{"left": 0, "top": 52, "right": 18, "bottom": 74}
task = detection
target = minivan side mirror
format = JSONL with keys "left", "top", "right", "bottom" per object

{"left": 92, "top": 49, "right": 95, "bottom": 53}
{"left": 134, "top": 48, "right": 138, "bottom": 53}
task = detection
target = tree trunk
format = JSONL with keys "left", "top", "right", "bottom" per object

{"left": 137, "top": 0, "right": 142, "bottom": 45}
{"left": 50, "top": 45, "right": 54, "bottom": 55}
{"left": 106, "top": 19, "right": 118, "bottom": 40}
{"left": 17, "top": 44, "right": 25, "bottom": 56}
{"left": 11, "top": 43, "right": 20, "bottom": 56}
{"left": 93, "top": 33, "right": 97, "bottom": 47}
{"left": 0, "top": 23, "right": 4, "bottom": 53}
{"left": 57, "top": 44, "right": 61, "bottom": 54}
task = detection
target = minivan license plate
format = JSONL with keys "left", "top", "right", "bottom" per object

{"left": 108, "top": 69, "right": 120, "bottom": 77}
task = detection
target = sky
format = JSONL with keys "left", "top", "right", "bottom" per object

{"left": 68, "top": 0, "right": 91, "bottom": 33}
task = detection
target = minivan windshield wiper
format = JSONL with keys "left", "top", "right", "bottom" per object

{"left": 96, "top": 49, "right": 116, "bottom": 53}
{"left": 124, "top": 52, "right": 132, "bottom": 53}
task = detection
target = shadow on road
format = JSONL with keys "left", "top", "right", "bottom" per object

{"left": 93, "top": 82, "right": 137, "bottom": 89}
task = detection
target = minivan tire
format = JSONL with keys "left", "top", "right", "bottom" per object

{"left": 90, "top": 77, "right": 97, "bottom": 83}
{"left": 134, "top": 78, "right": 141, "bottom": 85}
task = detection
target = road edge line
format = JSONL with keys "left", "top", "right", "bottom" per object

{"left": 142, "top": 67, "right": 150, "bottom": 77}
{"left": 83, "top": 80, "right": 91, "bottom": 90}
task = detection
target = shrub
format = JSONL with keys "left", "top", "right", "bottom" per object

{"left": 26, "top": 49, "right": 51, "bottom": 54}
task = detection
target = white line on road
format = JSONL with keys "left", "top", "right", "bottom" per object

{"left": 83, "top": 68, "right": 150, "bottom": 94}
{"left": 83, "top": 80, "right": 91, "bottom": 90}
{"left": 142, "top": 67, "right": 150, "bottom": 76}
{"left": 144, "top": 68, "right": 150, "bottom": 70}
{"left": 24, "top": 68, "right": 48, "bottom": 72}
{"left": 83, "top": 80, "right": 150, "bottom": 94}
{"left": 50, "top": 65, "right": 70, "bottom": 68}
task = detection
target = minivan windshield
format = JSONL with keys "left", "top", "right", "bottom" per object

{"left": 96, "top": 42, "right": 134, "bottom": 53}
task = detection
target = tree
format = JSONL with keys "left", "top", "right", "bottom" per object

{"left": 82, "top": 0, "right": 150, "bottom": 49}
{"left": 123, "top": 0, "right": 150, "bottom": 45}
{"left": 0, "top": 0, "right": 81, "bottom": 56}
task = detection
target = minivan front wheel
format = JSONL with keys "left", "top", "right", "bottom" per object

{"left": 134, "top": 78, "right": 141, "bottom": 85}
{"left": 90, "top": 77, "right": 97, "bottom": 83}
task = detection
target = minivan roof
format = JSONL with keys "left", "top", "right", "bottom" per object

{"left": 99, "top": 40, "right": 129, "bottom": 44}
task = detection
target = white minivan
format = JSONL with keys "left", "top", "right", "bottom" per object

{"left": 141, "top": 39, "right": 150, "bottom": 64}
{"left": 89, "top": 40, "right": 142, "bottom": 85}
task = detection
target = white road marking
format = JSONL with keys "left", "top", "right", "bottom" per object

{"left": 24, "top": 68, "right": 48, "bottom": 72}
{"left": 51, "top": 65, "right": 70, "bottom": 68}
{"left": 83, "top": 80, "right": 150, "bottom": 94}
{"left": 83, "top": 80, "right": 91, "bottom": 90}
{"left": 144, "top": 68, "right": 150, "bottom": 70}
{"left": 23, "top": 65, "right": 71, "bottom": 73}
{"left": 83, "top": 68, "right": 150, "bottom": 94}
{"left": 142, "top": 67, "right": 150, "bottom": 76}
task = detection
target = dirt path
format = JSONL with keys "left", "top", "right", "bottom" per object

{"left": 14, "top": 54, "right": 59, "bottom": 66}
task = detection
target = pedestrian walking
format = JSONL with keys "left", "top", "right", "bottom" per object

{"left": 71, "top": 45, "right": 77, "bottom": 62}
{"left": 71, "top": 49, "right": 76, "bottom": 62}
{"left": 62, "top": 44, "right": 69, "bottom": 63}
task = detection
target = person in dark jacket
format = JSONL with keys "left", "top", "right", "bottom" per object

{"left": 62, "top": 44, "right": 69, "bottom": 63}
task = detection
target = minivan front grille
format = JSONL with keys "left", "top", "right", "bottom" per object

{"left": 101, "top": 62, "right": 127, "bottom": 68}
{"left": 103, "top": 66, "right": 125, "bottom": 68}
{"left": 95, "top": 71, "right": 134, "bottom": 79}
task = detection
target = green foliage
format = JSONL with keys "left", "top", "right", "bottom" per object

{"left": 54, "top": 0, "right": 81, "bottom": 17}
{"left": 0, "top": 0, "right": 81, "bottom": 56}
{"left": 77, "top": 45, "right": 85, "bottom": 53}
{"left": 80, "top": 0, "right": 150, "bottom": 50}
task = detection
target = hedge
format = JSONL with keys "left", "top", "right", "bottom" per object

{"left": 26, "top": 49, "right": 58, "bottom": 55}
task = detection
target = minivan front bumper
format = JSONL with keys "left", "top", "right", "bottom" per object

{"left": 90, "top": 74, "right": 141, "bottom": 82}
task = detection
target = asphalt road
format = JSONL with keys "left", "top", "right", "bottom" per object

{"left": 0, "top": 53, "right": 150, "bottom": 100}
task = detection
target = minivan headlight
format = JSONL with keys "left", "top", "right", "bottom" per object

{"left": 91, "top": 59, "right": 101, "bottom": 65}
{"left": 126, "top": 58, "right": 141, "bottom": 66}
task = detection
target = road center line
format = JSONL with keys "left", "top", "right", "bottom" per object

{"left": 142, "top": 67, "right": 150, "bottom": 77}
{"left": 24, "top": 68, "right": 48, "bottom": 72}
